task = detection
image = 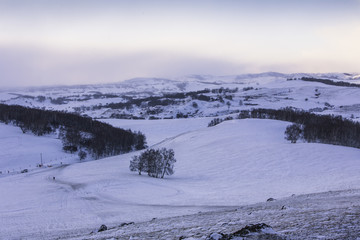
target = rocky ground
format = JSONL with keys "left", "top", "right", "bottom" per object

{"left": 63, "top": 189, "right": 360, "bottom": 240}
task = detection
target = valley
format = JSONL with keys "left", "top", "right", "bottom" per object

{"left": 0, "top": 73, "right": 359, "bottom": 239}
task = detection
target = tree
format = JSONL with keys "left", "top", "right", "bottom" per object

{"left": 130, "top": 155, "right": 144, "bottom": 175}
{"left": 226, "top": 101, "right": 231, "bottom": 111}
{"left": 285, "top": 123, "right": 302, "bottom": 143}
{"left": 78, "top": 150, "right": 87, "bottom": 161}
{"left": 160, "top": 148, "right": 176, "bottom": 178}
{"left": 134, "top": 131, "right": 147, "bottom": 150}
{"left": 129, "top": 148, "right": 176, "bottom": 178}
{"left": 63, "top": 145, "right": 78, "bottom": 153}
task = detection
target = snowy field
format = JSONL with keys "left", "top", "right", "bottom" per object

{"left": 0, "top": 123, "right": 77, "bottom": 175}
{"left": 101, "top": 118, "right": 212, "bottom": 146}
{"left": 0, "top": 119, "right": 359, "bottom": 239}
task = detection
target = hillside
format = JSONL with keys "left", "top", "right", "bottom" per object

{"left": 0, "top": 123, "right": 76, "bottom": 174}
{"left": 0, "top": 119, "right": 359, "bottom": 239}
{"left": 1, "top": 73, "right": 360, "bottom": 239}
{"left": 69, "top": 189, "right": 360, "bottom": 240}
{"left": 1, "top": 72, "right": 360, "bottom": 120}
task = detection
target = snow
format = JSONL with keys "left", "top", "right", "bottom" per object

{"left": 100, "top": 118, "right": 211, "bottom": 146}
{"left": 0, "top": 119, "right": 359, "bottom": 239}
{"left": 1, "top": 72, "right": 360, "bottom": 238}
{"left": 68, "top": 188, "right": 360, "bottom": 240}
{"left": 0, "top": 123, "right": 77, "bottom": 174}
{"left": 2, "top": 72, "right": 360, "bottom": 119}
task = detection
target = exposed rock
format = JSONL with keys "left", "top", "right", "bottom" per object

{"left": 98, "top": 224, "right": 107, "bottom": 232}
{"left": 120, "top": 222, "right": 135, "bottom": 227}
{"left": 232, "top": 223, "right": 274, "bottom": 236}
{"left": 206, "top": 232, "right": 227, "bottom": 240}
{"left": 206, "top": 223, "right": 285, "bottom": 240}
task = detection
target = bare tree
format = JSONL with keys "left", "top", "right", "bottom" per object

{"left": 160, "top": 148, "right": 176, "bottom": 178}
{"left": 129, "top": 148, "right": 176, "bottom": 178}
{"left": 285, "top": 123, "right": 302, "bottom": 143}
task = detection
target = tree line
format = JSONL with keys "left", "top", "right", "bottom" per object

{"left": 209, "top": 108, "right": 360, "bottom": 149}
{"left": 0, "top": 104, "right": 146, "bottom": 159}
{"left": 93, "top": 87, "right": 239, "bottom": 111}
{"left": 289, "top": 77, "right": 360, "bottom": 88}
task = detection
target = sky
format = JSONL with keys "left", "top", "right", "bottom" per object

{"left": 0, "top": 0, "right": 359, "bottom": 87}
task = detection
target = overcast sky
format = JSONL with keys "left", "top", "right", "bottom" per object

{"left": 0, "top": 0, "right": 359, "bottom": 87}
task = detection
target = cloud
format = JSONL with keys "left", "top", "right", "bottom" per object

{"left": 0, "top": 47, "right": 253, "bottom": 88}
{"left": 1, "top": 43, "right": 359, "bottom": 89}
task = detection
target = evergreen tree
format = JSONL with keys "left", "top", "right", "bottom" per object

{"left": 78, "top": 150, "right": 87, "bottom": 161}
{"left": 0, "top": 103, "right": 147, "bottom": 159}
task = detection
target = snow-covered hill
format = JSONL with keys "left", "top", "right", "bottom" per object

{"left": 0, "top": 123, "right": 77, "bottom": 174}
{"left": 0, "top": 119, "right": 359, "bottom": 239}
{"left": 1, "top": 72, "right": 360, "bottom": 120}
{"left": 1, "top": 72, "right": 360, "bottom": 239}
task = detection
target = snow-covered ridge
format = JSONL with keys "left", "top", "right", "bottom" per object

{"left": 1, "top": 72, "right": 358, "bottom": 92}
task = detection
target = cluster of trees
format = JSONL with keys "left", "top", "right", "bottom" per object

{"left": 208, "top": 116, "right": 234, "bottom": 127}
{"left": 208, "top": 118, "right": 223, "bottom": 127}
{"left": 94, "top": 88, "right": 238, "bottom": 112}
{"left": 290, "top": 77, "right": 360, "bottom": 88}
{"left": 36, "top": 93, "right": 120, "bottom": 105}
{"left": 0, "top": 104, "right": 147, "bottom": 159}
{"left": 95, "top": 96, "right": 184, "bottom": 110}
{"left": 130, "top": 148, "right": 176, "bottom": 178}
{"left": 50, "top": 97, "right": 70, "bottom": 105}
{"left": 211, "top": 87, "right": 238, "bottom": 94}
{"left": 237, "top": 108, "right": 360, "bottom": 148}
{"left": 242, "top": 87, "right": 254, "bottom": 91}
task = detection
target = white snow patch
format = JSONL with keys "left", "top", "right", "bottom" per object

{"left": 0, "top": 123, "right": 77, "bottom": 174}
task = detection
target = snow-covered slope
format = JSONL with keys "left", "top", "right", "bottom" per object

{"left": 1, "top": 72, "right": 360, "bottom": 238}
{"left": 0, "top": 123, "right": 77, "bottom": 174}
{"left": 69, "top": 189, "right": 360, "bottom": 240}
{"left": 100, "top": 118, "right": 211, "bottom": 146}
{"left": 0, "top": 119, "right": 359, "bottom": 239}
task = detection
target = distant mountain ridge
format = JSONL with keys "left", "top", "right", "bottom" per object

{"left": 1, "top": 72, "right": 358, "bottom": 92}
